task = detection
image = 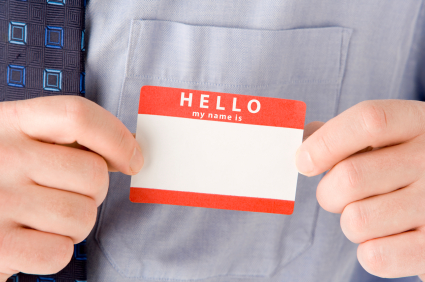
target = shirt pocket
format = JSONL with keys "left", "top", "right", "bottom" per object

{"left": 95, "top": 20, "right": 352, "bottom": 281}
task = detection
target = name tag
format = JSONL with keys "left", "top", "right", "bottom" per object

{"left": 130, "top": 86, "right": 306, "bottom": 214}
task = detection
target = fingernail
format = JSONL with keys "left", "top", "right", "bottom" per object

{"left": 295, "top": 149, "right": 314, "bottom": 175}
{"left": 130, "top": 146, "right": 144, "bottom": 174}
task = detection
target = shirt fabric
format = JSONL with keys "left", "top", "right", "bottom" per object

{"left": 84, "top": 1, "right": 425, "bottom": 281}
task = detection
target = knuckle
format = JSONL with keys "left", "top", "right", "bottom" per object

{"left": 315, "top": 133, "right": 335, "bottom": 157}
{"left": 71, "top": 197, "right": 97, "bottom": 242}
{"left": 0, "top": 136, "right": 25, "bottom": 172}
{"left": 0, "top": 101, "right": 19, "bottom": 130}
{"left": 0, "top": 227, "right": 73, "bottom": 275}
{"left": 50, "top": 195, "right": 77, "bottom": 221}
{"left": 115, "top": 126, "right": 128, "bottom": 151}
{"left": 358, "top": 241, "right": 388, "bottom": 277}
{"left": 316, "top": 177, "right": 339, "bottom": 213}
{"left": 316, "top": 180, "right": 329, "bottom": 210}
{"left": 357, "top": 101, "right": 388, "bottom": 136}
{"left": 50, "top": 195, "right": 97, "bottom": 232}
{"left": 0, "top": 189, "right": 21, "bottom": 218}
{"left": 0, "top": 228, "right": 16, "bottom": 267}
{"left": 63, "top": 96, "right": 91, "bottom": 130}
{"left": 114, "top": 126, "right": 134, "bottom": 161}
{"left": 80, "top": 198, "right": 97, "bottom": 232}
{"left": 48, "top": 239, "right": 74, "bottom": 273}
{"left": 87, "top": 155, "right": 109, "bottom": 202}
{"left": 341, "top": 203, "right": 369, "bottom": 243}
{"left": 317, "top": 160, "right": 362, "bottom": 213}
{"left": 338, "top": 160, "right": 362, "bottom": 192}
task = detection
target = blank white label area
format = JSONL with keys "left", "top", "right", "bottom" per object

{"left": 131, "top": 115, "right": 303, "bottom": 201}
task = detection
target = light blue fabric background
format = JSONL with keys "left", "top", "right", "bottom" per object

{"left": 84, "top": 1, "right": 425, "bottom": 281}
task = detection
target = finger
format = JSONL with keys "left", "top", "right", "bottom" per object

{"left": 419, "top": 274, "right": 425, "bottom": 281}
{"left": 0, "top": 227, "right": 74, "bottom": 275}
{"left": 5, "top": 96, "right": 143, "bottom": 175}
{"left": 23, "top": 139, "right": 109, "bottom": 206}
{"left": 340, "top": 183, "right": 425, "bottom": 243}
{"left": 317, "top": 140, "right": 423, "bottom": 213}
{"left": 296, "top": 100, "right": 425, "bottom": 176}
{"left": 357, "top": 228, "right": 425, "bottom": 278}
{"left": 12, "top": 184, "right": 97, "bottom": 243}
{"left": 0, "top": 273, "right": 14, "bottom": 282}
{"left": 58, "top": 142, "right": 119, "bottom": 173}
{"left": 303, "top": 121, "right": 324, "bottom": 141}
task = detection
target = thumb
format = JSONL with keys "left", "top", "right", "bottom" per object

{"left": 303, "top": 121, "right": 325, "bottom": 142}
{"left": 419, "top": 274, "right": 425, "bottom": 281}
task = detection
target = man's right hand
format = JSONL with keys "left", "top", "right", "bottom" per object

{"left": 0, "top": 96, "right": 143, "bottom": 280}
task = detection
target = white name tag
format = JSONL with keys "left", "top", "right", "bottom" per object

{"left": 130, "top": 86, "right": 306, "bottom": 214}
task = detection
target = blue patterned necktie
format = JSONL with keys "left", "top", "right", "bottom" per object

{"left": 1, "top": 0, "right": 87, "bottom": 281}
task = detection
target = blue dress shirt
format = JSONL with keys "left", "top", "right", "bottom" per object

{"left": 84, "top": 1, "right": 425, "bottom": 281}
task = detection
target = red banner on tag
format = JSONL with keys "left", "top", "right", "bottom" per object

{"left": 139, "top": 86, "right": 306, "bottom": 129}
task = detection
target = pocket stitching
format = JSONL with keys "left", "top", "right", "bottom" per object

{"left": 127, "top": 74, "right": 339, "bottom": 89}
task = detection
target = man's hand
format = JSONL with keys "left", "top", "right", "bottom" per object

{"left": 0, "top": 96, "right": 143, "bottom": 281}
{"left": 296, "top": 100, "right": 425, "bottom": 280}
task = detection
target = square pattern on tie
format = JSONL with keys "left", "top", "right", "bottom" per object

{"left": 37, "top": 278, "right": 55, "bottom": 282}
{"left": 8, "top": 21, "right": 27, "bottom": 45}
{"left": 1, "top": 0, "right": 86, "bottom": 100}
{"left": 47, "top": 0, "right": 65, "bottom": 6}
{"left": 43, "top": 69, "right": 62, "bottom": 91}
{"left": 74, "top": 239, "right": 87, "bottom": 260}
{"left": 45, "top": 26, "right": 63, "bottom": 49}
{"left": 7, "top": 65, "right": 25, "bottom": 87}
{"left": 79, "top": 71, "right": 85, "bottom": 94}
{"left": 81, "top": 29, "right": 85, "bottom": 51}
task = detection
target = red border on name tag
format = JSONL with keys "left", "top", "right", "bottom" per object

{"left": 130, "top": 188, "right": 295, "bottom": 214}
{"left": 131, "top": 86, "right": 305, "bottom": 214}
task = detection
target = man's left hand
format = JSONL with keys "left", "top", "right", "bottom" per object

{"left": 297, "top": 100, "right": 425, "bottom": 280}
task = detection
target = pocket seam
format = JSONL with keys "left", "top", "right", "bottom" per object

{"left": 126, "top": 74, "right": 339, "bottom": 89}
